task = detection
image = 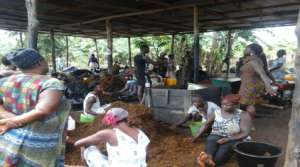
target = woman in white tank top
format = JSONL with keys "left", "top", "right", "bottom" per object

{"left": 74, "top": 108, "right": 150, "bottom": 167}
{"left": 196, "top": 94, "right": 252, "bottom": 167}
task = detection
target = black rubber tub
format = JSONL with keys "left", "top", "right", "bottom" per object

{"left": 233, "top": 141, "right": 282, "bottom": 167}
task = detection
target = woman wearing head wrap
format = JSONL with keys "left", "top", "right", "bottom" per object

{"left": 195, "top": 94, "right": 252, "bottom": 167}
{"left": 238, "top": 43, "right": 275, "bottom": 118}
{"left": 75, "top": 107, "right": 150, "bottom": 167}
{"left": 0, "top": 48, "right": 70, "bottom": 166}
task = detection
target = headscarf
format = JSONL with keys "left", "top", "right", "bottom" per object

{"left": 222, "top": 94, "right": 240, "bottom": 105}
{"left": 7, "top": 48, "right": 44, "bottom": 69}
{"left": 102, "top": 108, "right": 129, "bottom": 126}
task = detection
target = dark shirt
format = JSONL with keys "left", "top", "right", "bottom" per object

{"left": 88, "top": 57, "right": 99, "bottom": 64}
{"left": 134, "top": 54, "right": 146, "bottom": 78}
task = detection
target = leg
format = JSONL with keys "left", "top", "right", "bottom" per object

{"left": 214, "top": 141, "right": 237, "bottom": 166}
{"left": 246, "top": 105, "right": 256, "bottom": 119}
{"left": 205, "top": 135, "right": 223, "bottom": 158}
{"left": 137, "top": 85, "right": 145, "bottom": 104}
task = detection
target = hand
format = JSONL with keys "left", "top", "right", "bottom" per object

{"left": 0, "top": 118, "right": 20, "bottom": 134}
{"left": 217, "top": 138, "right": 230, "bottom": 145}
{"left": 184, "top": 137, "right": 198, "bottom": 143}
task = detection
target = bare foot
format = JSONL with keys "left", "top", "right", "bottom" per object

{"left": 197, "top": 152, "right": 215, "bottom": 167}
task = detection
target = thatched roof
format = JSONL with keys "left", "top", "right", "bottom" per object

{"left": 1, "top": 0, "right": 299, "bottom": 37}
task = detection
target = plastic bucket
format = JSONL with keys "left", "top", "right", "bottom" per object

{"left": 233, "top": 141, "right": 282, "bottom": 167}
{"left": 164, "top": 78, "right": 177, "bottom": 86}
{"left": 80, "top": 114, "right": 96, "bottom": 123}
{"left": 188, "top": 121, "right": 204, "bottom": 137}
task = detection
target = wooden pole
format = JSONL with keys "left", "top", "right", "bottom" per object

{"left": 106, "top": 19, "right": 113, "bottom": 74}
{"left": 225, "top": 30, "right": 233, "bottom": 79}
{"left": 193, "top": 5, "right": 200, "bottom": 83}
{"left": 128, "top": 37, "right": 132, "bottom": 67}
{"left": 284, "top": 9, "right": 300, "bottom": 167}
{"left": 66, "top": 36, "right": 69, "bottom": 67}
{"left": 171, "top": 34, "right": 175, "bottom": 55}
{"left": 19, "top": 32, "right": 24, "bottom": 48}
{"left": 50, "top": 29, "right": 56, "bottom": 73}
{"left": 93, "top": 38, "right": 100, "bottom": 64}
{"left": 25, "top": 0, "right": 38, "bottom": 50}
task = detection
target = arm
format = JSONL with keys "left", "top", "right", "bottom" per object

{"left": 0, "top": 89, "right": 62, "bottom": 133}
{"left": 174, "top": 114, "right": 193, "bottom": 127}
{"left": 192, "top": 112, "right": 215, "bottom": 142}
{"left": 74, "top": 129, "right": 111, "bottom": 147}
{"left": 228, "top": 112, "right": 252, "bottom": 141}
{"left": 84, "top": 96, "right": 97, "bottom": 115}
{"left": 116, "top": 83, "right": 129, "bottom": 94}
{"left": 0, "top": 105, "right": 16, "bottom": 119}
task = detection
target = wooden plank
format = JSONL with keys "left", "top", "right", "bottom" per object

{"left": 25, "top": 0, "right": 38, "bottom": 50}
{"left": 66, "top": 36, "right": 69, "bottom": 67}
{"left": 106, "top": 19, "right": 113, "bottom": 74}
{"left": 193, "top": 5, "right": 200, "bottom": 83}
{"left": 128, "top": 37, "right": 132, "bottom": 67}
{"left": 50, "top": 29, "right": 56, "bottom": 73}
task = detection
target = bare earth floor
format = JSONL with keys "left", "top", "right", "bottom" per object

{"left": 65, "top": 105, "right": 290, "bottom": 167}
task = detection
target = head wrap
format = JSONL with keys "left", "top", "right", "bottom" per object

{"left": 102, "top": 108, "right": 129, "bottom": 126}
{"left": 222, "top": 94, "right": 240, "bottom": 105}
{"left": 7, "top": 48, "right": 44, "bottom": 69}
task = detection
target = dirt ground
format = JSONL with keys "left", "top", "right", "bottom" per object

{"left": 65, "top": 103, "right": 290, "bottom": 167}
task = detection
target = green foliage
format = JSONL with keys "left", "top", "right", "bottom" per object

{"left": 0, "top": 28, "right": 296, "bottom": 72}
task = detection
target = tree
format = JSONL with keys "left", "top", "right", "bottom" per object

{"left": 283, "top": 10, "right": 300, "bottom": 167}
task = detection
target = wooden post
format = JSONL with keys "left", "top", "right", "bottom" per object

{"left": 25, "top": 0, "right": 38, "bottom": 50}
{"left": 66, "top": 36, "right": 69, "bottom": 67}
{"left": 50, "top": 29, "right": 56, "bottom": 73}
{"left": 106, "top": 19, "right": 113, "bottom": 74}
{"left": 171, "top": 34, "right": 175, "bottom": 55}
{"left": 193, "top": 5, "right": 200, "bottom": 83}
{"left": 128, "top": 37, "right": 132, "bottom": 67}
{"left": 225, "top": 30, "right": 233, "bottom": 79}
{"left": 284, "top": 10, "right": 300, "bottom": 167}
{"left": 93, "top": 38, "right": 100, "bottom": 64}
{"left": 19, "top": 32, "right": 24, "bottom": 48}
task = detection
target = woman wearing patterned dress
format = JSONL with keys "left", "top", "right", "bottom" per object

{"left": 197, "top": 94, "right": 251, "bottom": 167}
{"left": 75, "top": 108, "right": 150, "bottom": 167}
{"left": 0, "top": 48, "right": 70, "bottom": 167}
{"left": 238, "top": 43, "right": 274, "bottom": 118}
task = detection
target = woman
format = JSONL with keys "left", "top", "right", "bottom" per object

{"left": 0, "top": 48, "right": 70, "bottom": 166}
{"left": 239, "top": 43, "right": 274, "bottom": 117}
{"left": 75, "top": 107, "right": 150, "bottom": 167}
{"left": 196, "top": 94, "right": 252, "bottom": 166}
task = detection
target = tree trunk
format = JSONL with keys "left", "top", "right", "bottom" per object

{"left": 106, "top": 19, "right": 113, "bottom": 74}
{"left": 66, "top": 36, "right": 69, "bottom": 67}
{"left": 19, "top": 32, "right": 24, "bottom": 48}
{"left": 193, "top": 5, "right": 200, "bottom": 82}
{"left": 171, "top": 34, "right": 175, "bottom": 55}
{"left": 50, "top": 29, "right": 56, "bottom": 73}
{"left": 225, "top": 30, "right": 233, "bottom": 78}
{"left": 128, "top": 37, "right": 132, "bottom": 67}
{"left": 284, "top": 10, "right": 300, "bottom": 167}
{"left": 25, "top": 0, "right": 38, "bottom": 50}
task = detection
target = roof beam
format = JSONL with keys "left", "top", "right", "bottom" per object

{"left": 61, "top": 0, "right": 246, "bottom": 27}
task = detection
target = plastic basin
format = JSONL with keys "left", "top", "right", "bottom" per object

{"left": 233, "top": 141, "right": 282, "bottom": 167}
{"left": 188, "top": 121, "right": 204, "bottom": 137}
